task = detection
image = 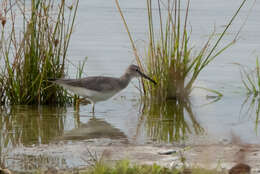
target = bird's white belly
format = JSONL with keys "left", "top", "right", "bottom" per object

{"left": 61, "top": 84, "right": 118, "bottom": 102}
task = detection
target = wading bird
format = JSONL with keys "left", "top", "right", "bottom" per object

{"left": 50, "top": 64, "right": 156, "bottom": 113}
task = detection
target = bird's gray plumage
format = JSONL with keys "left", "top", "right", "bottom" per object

{"left": 53, "top": 75, "right": 130, "bottom": 92}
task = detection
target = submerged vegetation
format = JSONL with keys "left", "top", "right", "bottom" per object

{"left": 0, "top": 0, "right": 79, "bottom": 105}
{"left": 116, "top": 0, "right": 247, "bottom": 101}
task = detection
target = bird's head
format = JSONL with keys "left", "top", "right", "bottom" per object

{"left": 126, "top": 64, "right": 156, "bottom": 85}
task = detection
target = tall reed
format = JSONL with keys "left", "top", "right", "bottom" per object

{"left": 0, "top": 0, "right": 79, "bottom": 105}
{"left": 143, "top": 0, "right": 246, "bottom": 100}
{"left": 116, "top": 0, "right": 246, "bottom": 101}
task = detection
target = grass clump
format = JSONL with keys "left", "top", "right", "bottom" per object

{"left": 237, "top": 57, "right": 260, "bottom": 131}
{"left": 32, "top": 160, "right": 223, "bottom": 174}
{"left": 0, "top": 0, "right": 79, "bottom": 105}
{"left": 143, "top": 0, "right": 247, "bottom": 100}
{"left": 116, "top": 0, "right": 246, "bottom": 101}
{"left": 238, "top": 57, "right": 260, "bottom": 96}
{"left": 85, "top": 160, "right": 179, "bottom": 174}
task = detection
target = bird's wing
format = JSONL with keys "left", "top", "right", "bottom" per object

{"left": 55, "top": 77, "right": 121, "bottom": 92}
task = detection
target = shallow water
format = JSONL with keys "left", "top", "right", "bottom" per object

{"left": 1, "top": 0, "right": 260, "bottom": 172}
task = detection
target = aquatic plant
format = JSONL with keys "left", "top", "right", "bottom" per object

{"left": 0, "top": 0, "right": 79, "bottom": 105}
{"left": 238, "top": 57, "right": 260, "bottom": 95}
{"left": 116, "top": 0, "right": 246, "bottom": 101}
{"left": 238, "top": 58, "right": 260, "bottom": 131}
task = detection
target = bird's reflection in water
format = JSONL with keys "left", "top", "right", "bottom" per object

{"left": 60, "top": 116, "right": 128, "bottom": 143}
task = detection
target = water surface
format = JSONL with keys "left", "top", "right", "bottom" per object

{"left": 0, "top": 0, "right": 260, "bottom": 172}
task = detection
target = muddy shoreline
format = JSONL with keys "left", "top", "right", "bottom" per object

{"left": 5, "top": 137, "right": 260, "bottom": 173}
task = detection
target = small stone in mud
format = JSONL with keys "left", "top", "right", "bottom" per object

{"left": 158, "top": 150, "right": 177, "bottom": 155}
{"left": 229, "top": 163, "right": 251, "bottom": 174}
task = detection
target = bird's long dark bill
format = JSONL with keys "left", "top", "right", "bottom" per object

{"left": 138, "top": 70, "right": 157, "bottom": 85}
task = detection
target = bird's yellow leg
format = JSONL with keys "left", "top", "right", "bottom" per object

{"left": 74, "top": 97, "right": 92, "bottom": 113}
{"left": 75, "top": 98, "right": 80, "bottom": 112}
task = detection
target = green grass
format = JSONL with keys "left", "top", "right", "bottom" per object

{"left": 32, "top": 160, "right": 223, "bottom": 174}
{"left": 237, "top": 57, "right": 260, "bottom": 95}
{"left": 0, "top": 0, "right": 79, "bottom": 105}
{"left": 116, "top": 0, "right": 247, "bottom": 101}
{"left": 84, "top": 160, "right": 178, "bottom": 174}
{"left": 237, "top": 57, "right": 260, "bottom": 132}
